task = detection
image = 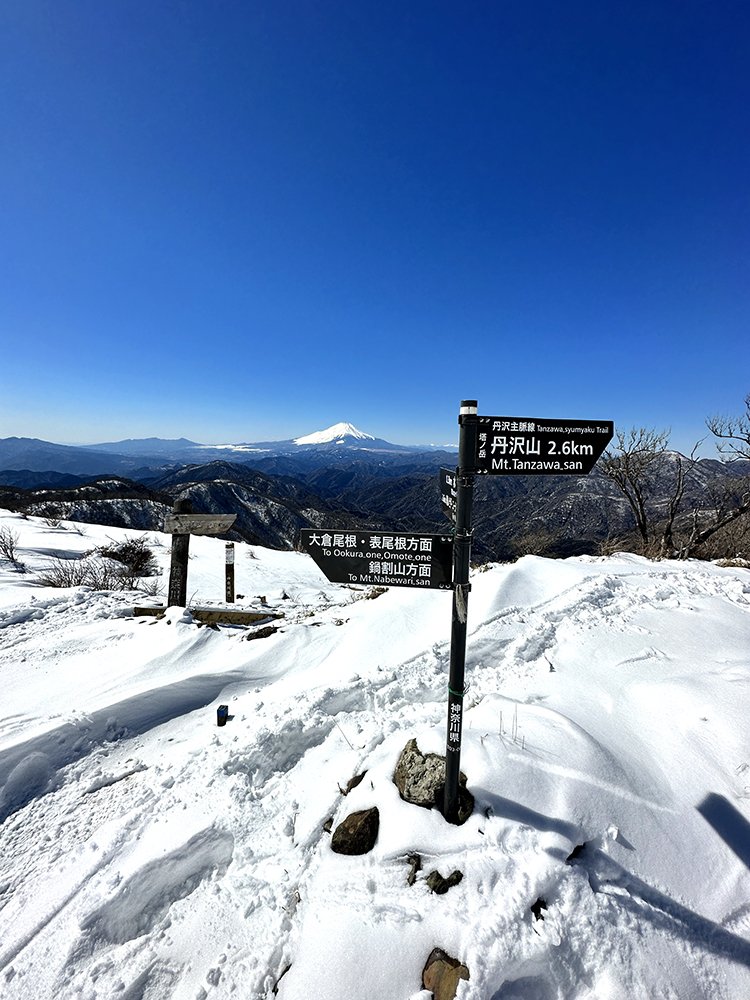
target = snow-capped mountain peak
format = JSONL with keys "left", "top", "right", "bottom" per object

{"left": 293, "top": 422, "right": 375, "bottom": 446}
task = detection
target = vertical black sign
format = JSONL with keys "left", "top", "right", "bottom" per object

{"left": 440, "top": 468, "right": 457, "bottom": 523}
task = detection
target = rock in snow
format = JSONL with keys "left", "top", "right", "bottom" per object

{"left": 330, "top": 807, "right": 380, "bottom": 855}
{"left": 393, "top": 737, "right": 474, "bottom": 823}
{"left": 422, "top": 947, "right": 470, "bottom": 1000}
{"left": 393, "top": 737, "right": 447, "bottom": 808}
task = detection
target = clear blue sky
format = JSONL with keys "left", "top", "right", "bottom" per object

{"left": 1, "top": 0, "right": 748, "bottom": 453}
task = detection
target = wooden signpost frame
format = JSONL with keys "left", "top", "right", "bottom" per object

{"left": 165, "top": 499, "right": 237, "bottom": 607}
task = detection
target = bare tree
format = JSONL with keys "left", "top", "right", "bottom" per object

{"left": 707, "top": 393, "right": 750, "bottom": 459}
{"left": 678, "top": 482, "right": 750, "bottom": 558}
{"left": 675, "top": 394, "right": 750, "bottom": 558}
{"left": 659, "top": 442, "right": 703, "bottom": 558}
{"left": 695, "top": 512, "right": 750, "bottom": 562}
{"left": 600, "top": 428, "right": 675, "bottom": 554}
{"left": 600, "top": 424, "right": 745, "bottom": 560}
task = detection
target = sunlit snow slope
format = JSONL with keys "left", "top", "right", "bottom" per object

{"left": 1, "top": 509, "right": 749, "bottom": 1000}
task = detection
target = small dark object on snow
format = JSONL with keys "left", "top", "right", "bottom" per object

{"left": 566, "top": 842, "right": 589, "bottom": 864}
{"left": 405, "top": 852, "right": 422, "bottom": 886}
{"left": 425, "top": 869, "right": 463, "bottom": 895}
{"left": 245, "top": 625, "right": 279, "bottom": 641}
{"left": 531, "top": 897, "right": 548, "bottom": 921}
{"left": 330, "top": 807, "right": 379, "bottom": 855}
{"left": 217, "top": 704, "right": 229, "bottom": 727}
{"left": 340, "top": 771, "right": 366, "bottom": 796}
{"left": 322, "top": 817, "right": 333, "bottom": 833}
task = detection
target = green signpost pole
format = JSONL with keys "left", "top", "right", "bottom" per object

{"left": 443, "top": 400, "right": 478, "bottom": 822}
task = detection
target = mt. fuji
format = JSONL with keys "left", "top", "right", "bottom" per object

{"left": 293, "top": 422, "right": 376, "bottom": 446}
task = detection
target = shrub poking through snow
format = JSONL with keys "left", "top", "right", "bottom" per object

{"left": 38, "top": 536, "right": 160, "bottom": 592}
{"left": 0, "top": 525, "right": 21, "bottom": 565}
{"left": 95, "top": 536, "right": 160, "bottom": 580}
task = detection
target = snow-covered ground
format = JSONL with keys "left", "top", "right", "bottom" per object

{"left": 1, "top": 508, "right": 749, "bottom": 1000}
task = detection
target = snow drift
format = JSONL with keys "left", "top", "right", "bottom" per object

{"left": 0, "top": 509, "right": 749, "bottom": 999}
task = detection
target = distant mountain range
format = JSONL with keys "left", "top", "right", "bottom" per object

{"left": 1, "top": 424, "right": 747, "bottom": 562}
{"left": 0, "top": 423, "right": 456, "bottom": 482}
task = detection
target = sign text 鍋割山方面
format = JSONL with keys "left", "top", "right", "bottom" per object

{"left": 475, "top": 416, "right": 614, "bottom": 475}
{"left": 300, "top": 529, "right": 453, "bottom": 590}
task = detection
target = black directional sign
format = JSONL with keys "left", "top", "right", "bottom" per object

{"left": 300, "top": 529, "right": 453, "bottom": 590}
{"left": 440, "top": 468, "right": 457, "bottom": 523}
{"left": 475, "top": 416, "right": 614, "bottom": 476}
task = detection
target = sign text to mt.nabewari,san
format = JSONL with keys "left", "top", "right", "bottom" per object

{"left": 476, "top": 416, "right": 614, "bottom": 475}
{"left": 300, "top": 529, "right": 453, "bottom": 590}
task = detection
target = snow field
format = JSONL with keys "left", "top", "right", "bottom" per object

{"left": 0, "top": 510, "right": 749, "bottom": 998}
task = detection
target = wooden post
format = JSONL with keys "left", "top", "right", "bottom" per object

{"left": 167, "top": 498, "right": 192, "bottom": 607}
{"left": 225, "top": 542, "right": 235, "bottom": 603}
{"left": 164, "top": 506, "right": 237, "bottom": 609}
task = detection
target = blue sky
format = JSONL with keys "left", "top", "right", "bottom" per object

{"left": 1, "top": 1, "right": 748, "bottom": 454}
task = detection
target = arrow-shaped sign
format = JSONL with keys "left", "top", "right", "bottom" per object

{"left": 300, "top": 528, "right": 453, "bottom": 590}
{"left": 476, "top": 416, "right": 613, "bottom": 475}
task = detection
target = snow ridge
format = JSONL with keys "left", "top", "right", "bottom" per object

{"left": 2, "top": 510, "right": 750, "bottom": 999}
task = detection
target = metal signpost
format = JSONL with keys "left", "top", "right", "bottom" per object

{"left": 165, "top": 500, "right": 237, "bottom": 607}
{"left": 443, "top": 402, "right": 479, "bottom": 822}
{"left": 441, "top": 402, "right": 614, "bottom": 822}
{"left": 300, "top": 529, "right": 453, "bottom": 590}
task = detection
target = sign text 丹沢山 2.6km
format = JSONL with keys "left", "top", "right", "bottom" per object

{"left": 476, "top": 416, "right": 614, "bottom": 475}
